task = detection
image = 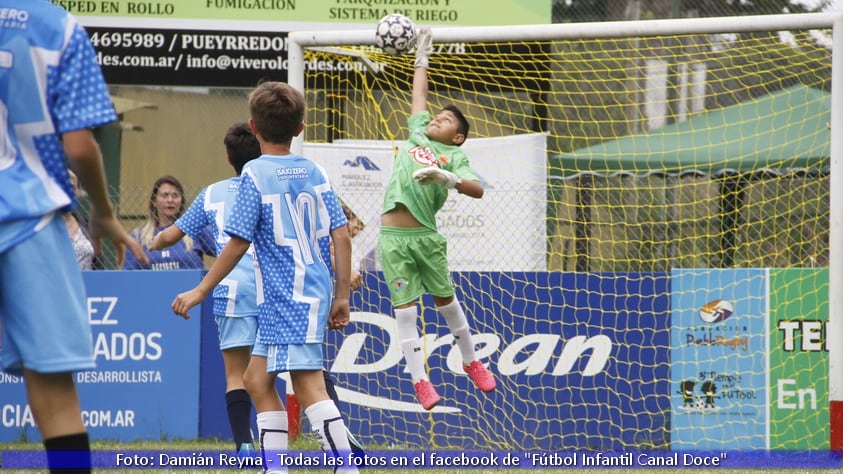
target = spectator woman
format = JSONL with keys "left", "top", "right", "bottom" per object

{"left": 123, "top": 175, "right": 214, "bottom": 270}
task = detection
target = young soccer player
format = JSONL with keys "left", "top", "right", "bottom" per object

{"left": 150, "top": 122, "right": 261, "bottom": 455}
{"left": 170, "top": 82, "right": 359, "bottom": 473}
{"left": 376, "top": 27, "right": 497, "bottom": 410}
{"left": 0, "top": 1, "right": 148, "bottom": 471}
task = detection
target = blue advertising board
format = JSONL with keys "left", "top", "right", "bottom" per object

{"left": 323, "top": 271, "right": 671, "bottom": 450}
{"left": 670, "top": 269, "right": 768, "bottom": 449}
{"left": 2, "top": 270, "right": 671, "bottom": 449}
{"left": 0, "top": 270, "right": 203, "bottom": 442}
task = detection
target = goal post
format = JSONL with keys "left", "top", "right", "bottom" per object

{"left": 829, "top": 13, "right": 843, "bottom": 452}
{"left": 288, "top": 12, "right": 842, "bottom": 452}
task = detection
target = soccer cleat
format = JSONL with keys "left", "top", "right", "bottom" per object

{"left": 413, "top": 380, "right": 441, "bottom": 410}
{"left": 463, "top": 360, "right": 497, "bottom": 392}
{"left": 236, "top": 442, "right": 256, "bottom": 458}
{"left": 346, "top": 427, "right": 365, "bottom": 455}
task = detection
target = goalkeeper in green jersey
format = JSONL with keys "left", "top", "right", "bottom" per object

{"left": 376, "top": 26, "right": 497, "bottom": 411}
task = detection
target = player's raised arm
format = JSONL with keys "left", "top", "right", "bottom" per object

{"left": 411, "top": 27, "right": 433, "bottom": 114}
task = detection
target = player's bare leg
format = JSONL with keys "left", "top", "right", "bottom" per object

{"left": 24, "top": 370, "right": 84, "bottom": 438}
{"left": 24, "top": 369, "right": 90, "bottom": 473}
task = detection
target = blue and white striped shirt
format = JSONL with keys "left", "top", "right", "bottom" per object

{"left": 225, "top": 154, "right": 347, "bottom": 345}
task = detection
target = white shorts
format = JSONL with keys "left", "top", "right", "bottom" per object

{"left": 0, "top": 216, "right": 95, "bottom": 374}
{"left": 215, "top": 315, "right": 258, "bottom": 351}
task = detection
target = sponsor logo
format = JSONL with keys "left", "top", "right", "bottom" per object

{"left": 685, "top": 332, "right": 749, "bottom": 351}
{"left": 675, "top": 372, "right": 758, "bottom": 415}
{"left": 409, "top": 145, "right": 438, "bottom": 167}
{"left": 277, "top": 311, "right": 615, "bottom": 413}
{"left": 0, "top": 8, "right": 29, "bottom": 28}
{"left": 275, "top": 167, "right": 308, "bottom": 180}
{"left": 343, "top": 156, "right": 380, "bottom": 171}
{"left": 389, "top": 277, "right": 409, "bottom": 293}
{"left": 698, "top": 299, "right": 734, "bottom": 323}
{"left": 677, "top": 379, "right": 718, "bottom": 412}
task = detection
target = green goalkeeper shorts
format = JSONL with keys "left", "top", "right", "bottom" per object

{"left": 376, "top": 226, "right": 455, "bottom": 307}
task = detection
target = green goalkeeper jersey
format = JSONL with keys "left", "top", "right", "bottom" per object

{"left": 382, "top": 111, "right": 480, "bottom": 231}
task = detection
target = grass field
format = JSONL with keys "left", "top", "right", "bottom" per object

{"left": 3, "top": 438, "right": 842, "bottom": 473}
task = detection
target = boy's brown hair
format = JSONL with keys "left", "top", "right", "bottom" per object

{"left": 248, "top": 81, "right": 305, "bottom": 144}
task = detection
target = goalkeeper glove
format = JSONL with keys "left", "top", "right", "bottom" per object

{"left": 414, "top": 26, "right": 433, "bottom": 69}
{"left": 412, "top": 166, "right": 462, "bottom": 189}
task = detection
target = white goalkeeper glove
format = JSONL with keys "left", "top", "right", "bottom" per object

{"left": 413, "top": 166, "right": 461, "bottom": 189}
{"left": 414, "top": 26, "right": 433, "bottom": 69}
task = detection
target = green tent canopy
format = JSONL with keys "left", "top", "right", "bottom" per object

{"left": 552, "top": 84, "right": 830, "bottom": 178}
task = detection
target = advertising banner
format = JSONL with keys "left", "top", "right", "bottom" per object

{"left": 5, "top": 268, "right": 822, "bottom": 448}
{"left": 768, "top": 268, "right": 829, "bottom": 449}
{"left": 83, "top": 26, "right": 550, "bottom": 88}
{"left": 0, "top": 270, "right": 203, "bottom": 442}
{"left": 86, "top": 27, "right": 290, "bottom": 87}
{"left": 670, "top": 269, "right": 768, "bottom": 450}
{"left": 305, "top": 134, "right": 548, "bottom": 272}
{"left": 60, "top": 1, "right": 552, "bottom": 87}
{"left": 57, "top": 1, "right": 551, "bottom": 27}
{"left": 321, "top": 271, "right": 671, "bottom": 450}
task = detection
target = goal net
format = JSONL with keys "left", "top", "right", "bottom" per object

{"left": 289, "top": 13, "right": 837, "bottom": 451}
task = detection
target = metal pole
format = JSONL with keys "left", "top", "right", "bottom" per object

{"left": 829, "top": 14, "right": 843, "bottom": 451}
{"left": 287, "top": 35, "right": 305, "bottom": 156}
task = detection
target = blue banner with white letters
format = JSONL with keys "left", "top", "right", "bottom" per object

{"left": 0, "top": 270, "right": 203, "bottom": 442}
{"left": 2, "top": 270, "right": 670, "bottom": 448}
{"left": 324, "top": 271, "right": 671, "bottom": 450}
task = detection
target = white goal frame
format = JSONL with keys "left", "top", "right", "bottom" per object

{"left": 287, "top": 11, "right": 843, "bottom": 448}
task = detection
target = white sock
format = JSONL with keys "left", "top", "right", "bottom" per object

{"left": 256, "top": 410, "right": 288, "bottom": 474}
{"left": 437, "top": 298, "right": 477, "bottom": 364}
{"left": 395, "top": 306, "right": 426, "bottom": 382}
{"left": 305, "top": 399, "right": 359, "bottom": 473}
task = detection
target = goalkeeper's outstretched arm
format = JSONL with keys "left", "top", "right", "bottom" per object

{"left": 411, "top": 26, "right": 432, "bottom": 114}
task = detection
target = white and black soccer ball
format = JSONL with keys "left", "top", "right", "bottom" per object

{"left": 375, "top": 13, "right": 417, "bottom": 56}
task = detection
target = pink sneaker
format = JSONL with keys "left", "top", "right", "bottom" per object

{"left": 464, "top": 360, "right": 496, "bottom": 392}
{"left": 414, "top": 380, "right": 441, "bottom": 410}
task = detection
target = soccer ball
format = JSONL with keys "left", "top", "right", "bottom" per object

{"left": 375, "top": 13, "right": 417, "bottom": 56}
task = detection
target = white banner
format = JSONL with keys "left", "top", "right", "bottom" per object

{"left": 305, "top": 133, "right": 547, "bottom": 272}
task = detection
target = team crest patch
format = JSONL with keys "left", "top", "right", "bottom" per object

{"left": 409, "top": 145, "right": 437, "bottom": 167}
{"left": 390, "top": 278, "right": 410, "bottom": 293}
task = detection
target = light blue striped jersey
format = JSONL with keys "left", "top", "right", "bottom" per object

{"left": 176, "top": 177, "right": 258, "bottom": 318}
{"left": 225, "top": 154, "right": 347, "bottom": 345}
{"left": 0, "top": 1, "right": 117, "bottom": 253}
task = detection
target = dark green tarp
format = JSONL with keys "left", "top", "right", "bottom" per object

{"left": 552, "top": 84, "right": 830, "bottom": 178}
